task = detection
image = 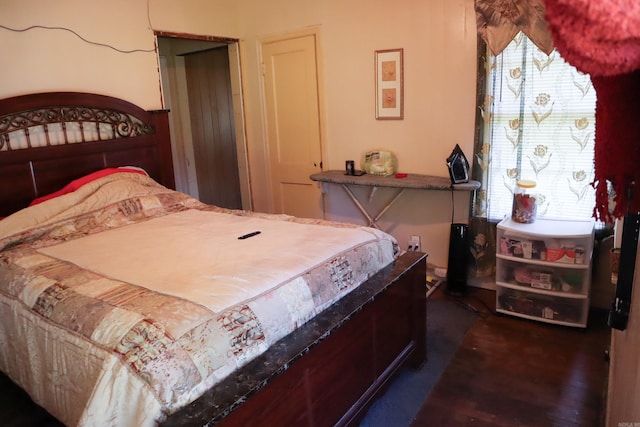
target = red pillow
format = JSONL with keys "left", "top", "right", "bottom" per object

{"left": 29, "top": 168, "right": 148, "bottom": 207}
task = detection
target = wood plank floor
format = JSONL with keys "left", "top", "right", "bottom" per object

{"left": 413, "top": 286, "right": 610, "bottom": 427}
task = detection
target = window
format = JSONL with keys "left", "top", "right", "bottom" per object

{"left": 483, "top": 33, "right": 597, "bottom": 222}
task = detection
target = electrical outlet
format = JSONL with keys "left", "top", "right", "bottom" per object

{"left": 408, "top": 235, "right": 421, "bottom": 252}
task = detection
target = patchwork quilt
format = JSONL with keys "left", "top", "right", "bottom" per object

{"left": 0, "top": 173, "right": 398, "bottom": 426}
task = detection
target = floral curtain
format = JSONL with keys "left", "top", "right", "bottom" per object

{"left": 468, "top": 0, "right": 639, "bottom": 285}
{"left": 467, "top": 33, "right": 598, "bottom": 286}
{"left": 468, "top": 39, "right": 497, "bottom": 288}
{"left": 469, "top": 0, "right": 556, "bottom": 286}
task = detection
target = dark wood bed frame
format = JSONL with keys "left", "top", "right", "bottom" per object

{"left": 0, "top": 92, "right": 427, "bottom": 426}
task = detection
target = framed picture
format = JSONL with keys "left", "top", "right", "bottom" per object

{"left": 375, "top": 48, "right": 404, "bottom": 120}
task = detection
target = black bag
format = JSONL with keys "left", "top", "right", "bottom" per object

{"left": 446, "top": 144, "right": 470, "bottom": 184}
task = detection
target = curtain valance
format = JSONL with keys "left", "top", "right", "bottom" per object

{"left": 475, "top": 0, "right": 553, "bottom": 55}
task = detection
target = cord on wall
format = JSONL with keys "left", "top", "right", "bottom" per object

{"left": 0, "top": 24, "right": 156, "bottom": 54}
{"left": 1, "top": 0, "right": 156, "bottom": 55}
{"left": 450, "top": 189, "right": 455, "bottom": 223}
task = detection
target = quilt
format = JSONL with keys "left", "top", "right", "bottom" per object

{"left": 0, "top": 173, "right": 398, "bottom": 426}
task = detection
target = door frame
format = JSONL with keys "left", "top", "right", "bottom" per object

{"left": 155, "top": 31, "right": 253, "bottom": 210}
{"left": 258, "top": 26, "right": 327, "bottom": 215}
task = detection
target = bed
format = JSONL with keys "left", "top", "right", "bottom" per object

{"left": 0, "top": 91, "right": 427, "bottom": 426}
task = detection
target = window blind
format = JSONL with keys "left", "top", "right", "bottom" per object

{"left": 486, "top": 33, "right": 597, "bottom": 222}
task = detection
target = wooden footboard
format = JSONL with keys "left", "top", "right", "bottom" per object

{"left": 162, "top": 251, "right": 427, "bottom": 426}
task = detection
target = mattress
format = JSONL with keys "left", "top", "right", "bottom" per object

{"left": 0, "top": 172, "right": 398, "bottom": 426}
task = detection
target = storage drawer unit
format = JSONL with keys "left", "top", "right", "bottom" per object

{"left": 496, "top": 217, "right": 594, "bottom": 327}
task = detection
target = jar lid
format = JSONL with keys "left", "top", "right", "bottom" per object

{"left": 517, "top": 179, "right": 536, "bottom": 188}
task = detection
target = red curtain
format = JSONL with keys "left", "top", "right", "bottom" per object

{"left": 542, "top": 0, "right": 640, "bottom": 221}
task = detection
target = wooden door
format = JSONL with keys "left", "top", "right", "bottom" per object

{"left": 262, "top": 32, "right": 324, "bottom": 218}
{"left": 184, "top": 46, "right": 242, "bottom": 209}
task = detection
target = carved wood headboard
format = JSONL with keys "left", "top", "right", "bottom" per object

{"left": 0, "top": 92, "right": 175, "bottom": 217}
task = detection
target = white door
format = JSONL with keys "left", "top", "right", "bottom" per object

{"left": 261, "top": 31, "right": 324, "bottom": 219}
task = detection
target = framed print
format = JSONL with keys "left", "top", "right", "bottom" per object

{"left": 375, "top": 48, "right": 404, "bottom": 120}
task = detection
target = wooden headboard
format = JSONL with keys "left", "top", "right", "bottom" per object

{"left": 0, "top": 92, "right": 175, "bottom": 217}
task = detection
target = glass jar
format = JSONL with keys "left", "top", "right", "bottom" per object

{"left": 512, "top": 180, "right": 537, "bottom": 223}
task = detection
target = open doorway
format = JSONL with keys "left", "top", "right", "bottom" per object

{"left": 156, "top": 34, "right": 251, "bottom": 210}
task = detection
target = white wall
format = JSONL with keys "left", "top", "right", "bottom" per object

{"left": 1, "top": 0, "right": 160, "bottom": 108}
{"left": 0, "top": 0, "right": 478, "bottom": 268}
{"left": 234, "top": 0, "right": 478, "bottom": 267}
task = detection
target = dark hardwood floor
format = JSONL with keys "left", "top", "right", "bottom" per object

{"left": 413, "top": 287, "right": 610, "bottom": 427}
